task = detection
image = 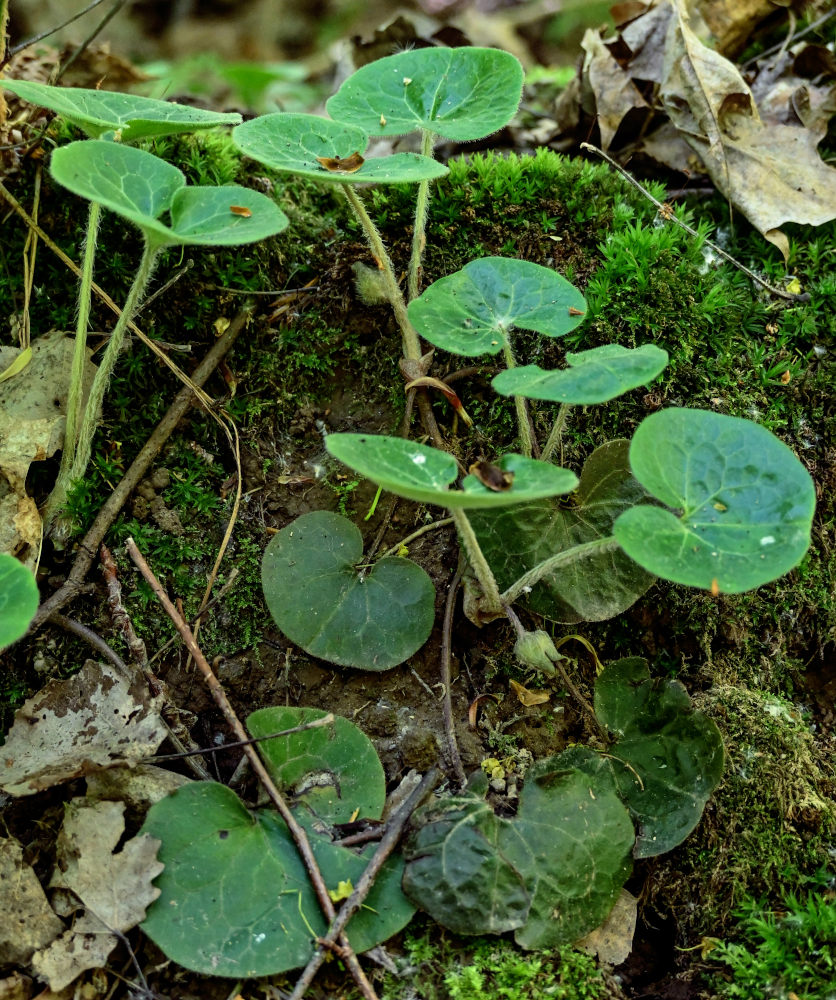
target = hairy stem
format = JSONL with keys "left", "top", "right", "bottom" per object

{"left": 341, "top": 185, "right": 421, "bottom": 360}
{"left": 502, "top": 341, "right": 533, "bottom": 457}
{"left": 44, "top": 201, "right": 102, "bottom": 530}
{"left": 540, "top": 403, "right": 571, "bottom": 463}
{"left": 450, "top": 507, "right": 504, "bottom": 614}
{"left": 501, "top": 536, "right": 621, "bottom": 606}
{"left": 407, "top": 129, "right": 435, "bottom": 302}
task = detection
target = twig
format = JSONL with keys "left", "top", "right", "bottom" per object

{"left": 57, "top": 0, "right": 132, "bottom": 81}
{"left": 101, "top": 544, "right": 148, "bottom": 670}
{"left": 205, "top": 284, "right": 319, "bottom": 296}
{"left": 48, "top": 613, "right": 128, "bottom": 673}
{"left": 741, "top": 8, "right": 836, "bottom": 68}
{"left": 146, "top": 714, "right": 335, "bottom": 762}
{"left": 580, "top": 142, "right": 811, "bottom": 303}
{"left": 134, "top": 259, "right": 194, "bottom": 317}
{"left": 29, "top": 309, "right": 251, "bottom": 630}
{"left": 125, "top": 538, "right": 378, "bottom": 1000}
{"left": 147, "top": 567, "right": 240, "bottom": 664}
{"left": 440, "top": 569, "right": 466, "bottom": 786}
{"left": 378, "top": 517, "right": 453, "bottom": 560}
{"left": 5, "top": 0, "right": 110, "bottom": 59}
{"left": 288, "top": 768, "right": 440, "bottom": 1000}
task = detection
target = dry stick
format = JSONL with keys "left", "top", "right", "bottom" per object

{"left": 49, "top": 613, "right": 128, "bottom": 672}
{"left": 378, "top": 517, "right": 453, "bottom": 560}
{"left": 288, "top": 767, "right": 441, "bottom": 1000}
{"left": 101, "top": 543, "right": 149, "bottom": 670}
{"left": 580, "top": 142, "right": 811, "bottom": 303}
{"left": 125, "top": 539, "right": 378, "bottom": 1000}
{"left": 29, "top": 310, "right": 251, "bottom": 631}
{"left": 440, "top": 569, "right": 466, "bottom": 786}
{"left": 148, "top": 567, "right": 240, "bottom": 665}
{"left": 146, "top": 715, "right": 335, "bottom": 763}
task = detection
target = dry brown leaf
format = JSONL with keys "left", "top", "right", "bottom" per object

{"left": 0, "top": 330, "right": 96, "bottom": 567}
{"left": 0, "top": 973, "right": 32, "bottom": 1000}
{"left": 85, "top": 763, "right": 190, "bottom": 811}
{"left": 577, "top": 887, "right": 637, "bottom": 964}
{"left": 0, "top": 838, "right": 64, "bottom": 965}
{"left": 581, "top": 29, "right": 649, "bottom": 149}
{"left": 1, "top": 661, "right": 167, "bottom": 797}
{"left": 694, "top": 0, "right": 783, "bottom": 57}
{"left": 508, "top": 678, "right": 550, "bottom": 707}
{"left": 50, "top": 799, "right": 163, "bottom": 932}
{"left": 620, "top": 0, "right": 674, "bottom": 83}
{"left": 30, "top": 912, "right": 117, "bottom": 993}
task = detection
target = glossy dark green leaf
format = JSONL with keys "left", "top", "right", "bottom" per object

{"left": 232, "top": 112, "right": 448, "bottom": 184}
{"left": 593, "top": 658, "right": 725, "bottom": 857}
{"left": 1, "top": 80, "right": 241, "bottom": 140}
{"left": 326, "top": 433, "right": 577, "bottom": 510}
{"left": 492, "top": 344, "right": 668, "bottom": 404}
{"left": 0, "top": 554, "right": 39, "bottom": 650}
{"left": 140, "top": 781, "right": 414, "bottom": 976}
{"left": 407, "top": 257, "right": 587, "bottom": 356}
{"left": 614, "top": 409, "right": 816, "bottom": 593}
{"left": 326, "top": 47, "right": 524, "bottom": 141}
{"left": 50, "top": 141, "right": 288, "bottom": 248}
{"left": 247, "top": 706, "right": 385, "bottom": 825}
{"left": 261, "top": 511, "right": 434, "bottom": 670}
{"left": 403, "top": 761, "right": 634, "bottom": 947}
{"left": 469, "top": 441, "right": 653, "bottom": 622}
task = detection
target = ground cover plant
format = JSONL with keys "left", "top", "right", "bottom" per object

{"left": 1, "top": 15, "right": 834, "bottom": 1000}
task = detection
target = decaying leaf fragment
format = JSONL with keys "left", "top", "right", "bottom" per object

{"left": 0, "top": 660, "right": 167, "bottom": 797}
{"left": 577, "top": 887, "right": 637, "bottom": 965}
{"left": 581, "top": 29, "right": 648, "bottom": 149}
{"left": 0, "top": 838, "right": 64, "bottom": 965}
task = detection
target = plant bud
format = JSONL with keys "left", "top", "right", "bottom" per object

{"left": 352, "top": 262, "right": 390, "bottom": 304}
{"left": 513, "top": 629, "right": 560, "bottom": 675}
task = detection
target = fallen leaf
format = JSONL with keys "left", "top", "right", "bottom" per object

{"left": 694, "top": 0, "right": 782, "bottom": 58}
{"left": 316, "top": 151, "right": 365, "bottom": 173}
{"left": 84, "top": 763, "right": 190, "bottom": 810}
{"left": 0, "top": 838, "right": 64, "bottom": 965}
{"left": 468, "top": 461, "right": 514, "bottom": 492}
{"left": 509, "top": 678, "right": 550, "bottom": 707}
{"left": 404, "top": 376, "right": 473, "bottom": 426}
{"left": 581, "top": 29, "right": 648, "bottom": 149}
{"left": 577, "top": 887, "right": 637, "bottom": 964}
{"left": 1, "top": 661, "right": 167, "bottom": 797}
{"left": 31, "top": 911, "right": 117, "bottom": 993}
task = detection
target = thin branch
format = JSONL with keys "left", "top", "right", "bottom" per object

{"left": 125, "top": 538, "right": 378, "bottom": 1000}
{"left": 441, "top": 569, "right": 466, "bottom": 786}
{"left": 57, "top": 0, "right": 132, "bottom": 81}
{"left": 6, "top": 0, "right": 110, "bottom": 58}
{"left": 101, "top": 543, "right": 148, "bottom": 670}
{"left": 146, "top": 715, "right": 335, "bottom": 762}
{"left": 49, "top": 613, "right": 128, "bottom": 673}
{"left": 378, "top": 516, "right": 453, "bottom": 560}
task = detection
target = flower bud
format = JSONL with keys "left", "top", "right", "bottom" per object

{"left": 513, "top": 629, "right": 560, "bottom": 675}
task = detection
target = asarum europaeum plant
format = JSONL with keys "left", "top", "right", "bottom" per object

{"left": 5, "top": 45, "right": 817, "bottom": 977}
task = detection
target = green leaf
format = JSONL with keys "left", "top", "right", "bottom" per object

{"left": 407, "top": 257, "right": 587, "bottom": 357}
{"left": 469, "top": 441, "right": 653, "bottom": 622}
{"left": 0, "top": 554, "right": 39, "bottom": 650}
{"left": 593, "top": 658, "right": 725, "bottom": 857}
{"left": 326, "top": 434, "right": 578, "bottom": 509}
{"left": 0, "top": 80, "right": 241, "bottom": 141}
{"left": 232, "top": 113, "right": 448, "bottom": 185}
{"left": 247, "top": 706, "right": 385, "bottom": 825}
{"left": 50, "top": 141, "right": 288, "bottom": 247}
{"left": 261, "top": 511, "right": 434, "bottom": 670}
{"left": 492, "top": 344, "right": 669, "bottom": 404}
{"left": 326, "top": 47, "right": 524, "bottom": 141}
{"left": 141, "top": 781, "right": 414, "bottom": 976}
{"left": 614, "top": 409, "right": 816, "bottom": 593}
{"left": 402, "top": 761, "right": 634, "bottom": 947}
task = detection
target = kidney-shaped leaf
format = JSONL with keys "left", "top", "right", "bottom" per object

{"left": 247, "top": 706, "right": 385, "bottom": 825}
{"left": 614, "top": 409, "right": 816, "bottom": 593}
{"left": 0, "top": 554, "right": 39, "bottom": 650}
{"left": 232, "top": 112, "right": 447, "bottom": 185}
{"left": 1, "top": 80, "right": 241, "bottom": 141}
{"left": 402, "top": 761, "right": 634, "bottom": 947}
{"left": 326, "top": 47, "right": 524, "bottom": 141}
{"left": 469, "top": 441, "right": 653, "bottom": 622}
{"left": 593, "top": 657, "right": 725, "bottom": 858}
{"left": 141, "top": 781, "right": 414, "bottom": 977}
{"left": 326, "top": 433, "right": 578, "bottom": 509}
{"left": 261, "top": 511, "right": 434, "bottom": 670}
{"left": 492, "top": 344, "right": 668, "bottom": 404}
{"left": 407, "top": 257, "right": 587, "bottom": 357}
{"left": 50, "top": 141, "right": 288, "bottom": 247}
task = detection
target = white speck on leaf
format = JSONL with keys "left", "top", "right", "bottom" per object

{"left": 760, "top": 535, "right": 775, "bottom": 546}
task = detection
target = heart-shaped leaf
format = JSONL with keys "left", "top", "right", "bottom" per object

{"left": 141, "top": 781, "right": 414, "bottom": 976}
{"left": 614, "top": 409, "right": 816, "bottom": 593}
{"left": 1, "top": 80, "right": 241, "bottom": 141}
{"left": 407, "top": 257, "right": 587, "bottom": 357}
{"left": 492, "top": 344, "right": 669, "bottom": 404}
{"left": 469, "top": 441, "right": 653, "bottom": 622}
{"left": 50, "top": 141, "right": 288, "bottom": 247}
{"left": 326, "top": 433, "right": 578, "bottom": 509}
{"left": 0, "top": 554, "right": 39, "bottom": 650}
{"left": 403, "top": 761, "right": 635, "bottom": 947}
{"left": 589, "top": 658, "right": 724, "bottom": 857}
{"left": 326, "top": 47, "right": 524, "bottom": 141}
{"left": 247, "top": 706, "right": 385, "bottom": 825}
{"left": 232, "top": 113, "right": 448, "bottom": 185}
{"left": 261, "top": 511, "right": 434, "bottom": 670}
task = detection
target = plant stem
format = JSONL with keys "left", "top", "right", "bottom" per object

{"left": 341, "top": 185, "right": 421, "bottom": 360}
{"left": 502, "top": 341, "right": 533, "bottom": 457}
{"left": 44, "top": 201, "right": 101, "bottom": 530}
{"left": 540, "top": 403, "right": 571, "bottom": 463}
{"left": 407, "top": 129, "right": 435, "bottom": 302}
{"left": 501, "top": 536, "right": 621, "bottom": 606}
{"left": 450, "top": 507, "right": 504, "bottom": 614}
